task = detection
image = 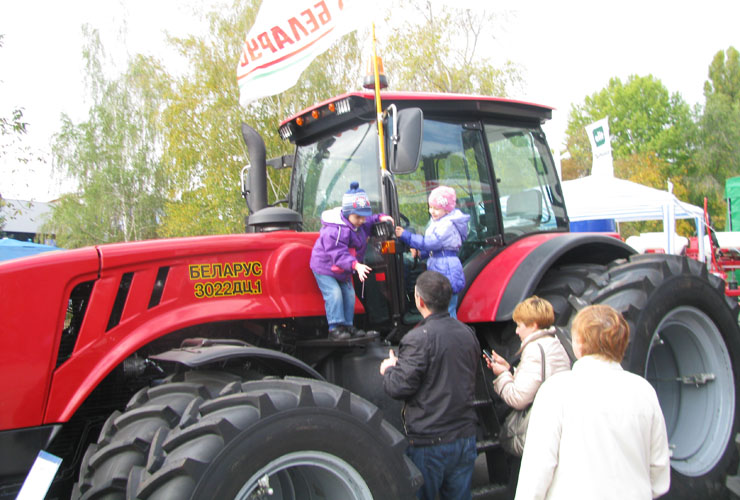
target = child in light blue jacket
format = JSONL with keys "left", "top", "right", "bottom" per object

{"left": 396, "top": 186, "right": 469, "bottom": 318}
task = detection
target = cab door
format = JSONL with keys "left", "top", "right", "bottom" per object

{"left": 392, "top": 119, "right": 499, "bottom": 322}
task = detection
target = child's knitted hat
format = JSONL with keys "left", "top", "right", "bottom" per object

{"left": 342, "top": 181, "right": 372, "bottom": 217}
{"left": 428, "top": 186, "right": 456, "bottom": 213}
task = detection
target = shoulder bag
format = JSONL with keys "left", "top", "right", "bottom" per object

{"left": 499, "top": 343, "right": 546, "bottom": 456}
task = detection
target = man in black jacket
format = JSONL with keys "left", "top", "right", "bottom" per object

{"left": 380, "top": 270, "right": 480, "bottom": 500}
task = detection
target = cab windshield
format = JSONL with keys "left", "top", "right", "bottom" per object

{"left": 292, "top": 122, "right": 382, "bottom": 231}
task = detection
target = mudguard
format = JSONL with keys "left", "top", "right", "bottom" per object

{"left": 457, "top": 232, "right": 635, "bottom": 323}
{"left": 150, "top": 341, "right": 325, "bottom": 380}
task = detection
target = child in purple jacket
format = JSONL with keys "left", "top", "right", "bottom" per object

{"left": 310, "top": 182, "right": 394, "bottom": 340}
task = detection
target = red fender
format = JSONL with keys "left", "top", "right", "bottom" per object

{"left": 458, "top": 233, "right": 633, "bottom": 323}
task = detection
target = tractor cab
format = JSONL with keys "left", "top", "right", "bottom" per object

{"left": 243, "top": 91, "right": 569, "bottom": 334}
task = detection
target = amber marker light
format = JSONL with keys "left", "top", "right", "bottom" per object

{"left": 311, "top": 110, "right": 320, "bottom": 119}
{"left": 295, "top": 116, "right": 304, "bottom": 126}
{"left": 381, "top": 240, "right": 395, "bottom": 254}
{"left": 328, "top": 103, "right": 336, "bottom": 113}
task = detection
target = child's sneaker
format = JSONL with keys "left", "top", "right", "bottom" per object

{"left": 328, "top": 326, "right": 351, "bottom": 341}
{"left": 345, "top": 325, "right": 367, "bottom": 338}
{"left": 345, "top": 326, "right": 379, "bottom": 339}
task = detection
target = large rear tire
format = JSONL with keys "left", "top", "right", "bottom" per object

{"left": 537, "top": 254, "right": 740, "bottom": 499}
{"left": 127, "top": 377, "right": 421, "bottom": 499}
{"left": 72, "top": 371, "right": 241, "bottom": 500}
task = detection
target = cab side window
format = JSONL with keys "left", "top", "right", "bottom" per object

{"left": 484, "top": 124, "right": 562, "bottom": 242}
{"left": 395, "top": 120, "right": 497, "bottom": 264}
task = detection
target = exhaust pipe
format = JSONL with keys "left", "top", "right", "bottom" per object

{"left": 240, "top": 122, "right": 268, "bottom": 213}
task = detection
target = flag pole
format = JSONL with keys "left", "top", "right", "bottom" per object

{"left": 371, "top": 23, "right": 387, "bottom": 171}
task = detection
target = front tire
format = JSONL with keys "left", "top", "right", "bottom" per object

{"left": 128, "top": 377, "right": 421, "bottom": 499}
{"left": 72, "top": 371, "right": 242, "bottom": 500}
{"left": 537, "top": 254, "right": 740, "bottom": 499}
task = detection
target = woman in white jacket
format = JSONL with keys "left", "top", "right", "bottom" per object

{"left": 515, "top": 305, "right": 670, "bottom": 500}
{"left": 485, "top": 296, "right": 572, "bottom": 411}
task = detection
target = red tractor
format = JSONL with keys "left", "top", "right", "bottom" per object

{"left": 1, "top": 91, "right": 739, "bottom": 499}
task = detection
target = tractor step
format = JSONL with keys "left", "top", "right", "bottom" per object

{"left": 295, "top": 335, "right": 381, "bottom": 347}
{"left": 471, "top": 483, "right": 509, "bottom": 499}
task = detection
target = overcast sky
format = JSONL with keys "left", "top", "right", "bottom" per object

{"left": 2, "top": 0, "right": 739, "bottom": 201}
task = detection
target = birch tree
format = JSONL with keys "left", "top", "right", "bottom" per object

{"left": 383, "top": 1, "right": 522, "bottom": 95}
{"left": 45, "top": 27, "right": 169, "bottom": 247}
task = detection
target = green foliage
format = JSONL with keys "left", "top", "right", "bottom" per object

{"left": 704, "top": 47, "right": 740, "bottom": 101}
{"left": 563, "top": 75, "right": 696, "bottom": 178}
{"left": 44, "top": 28, "right": 169, "bottom": 247}
{"left": 384, "top": 2, "right": 521, "bottom": 95}
{"left": 0, "top": 107, "right": 27, "bottom": 137}
{"left": 695, "top": 47, "right": 740, "bottom": 230}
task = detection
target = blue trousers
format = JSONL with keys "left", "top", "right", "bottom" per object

{"left": 406, "top": 435, "right": 477, "bottom": 500}
{"left": 313, "top": 271, "right": 355, "bottom": 329}
{"left": 448, "top": 293, "right": 459, "bottom": 319}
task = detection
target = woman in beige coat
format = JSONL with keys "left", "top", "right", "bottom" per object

{"left": 485, "top": 296, "right": 572, "bottom": 410}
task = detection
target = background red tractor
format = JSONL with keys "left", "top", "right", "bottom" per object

{"left": 1, "top": 91, "right": 739, "bottom": 499}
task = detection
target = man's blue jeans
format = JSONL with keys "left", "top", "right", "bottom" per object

{"left": 406, "top": 435, "right": 477, "bottom": 500}
{"left": 313, "top": 271, "right": 355, "bottom": 328}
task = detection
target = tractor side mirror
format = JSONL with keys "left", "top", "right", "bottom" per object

{"left": 389, "top": 107, "right": 423, "bottom": 175}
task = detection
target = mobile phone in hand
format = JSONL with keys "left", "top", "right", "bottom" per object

{"left": 482, "top": 349, "right": 494, "bottom": 362}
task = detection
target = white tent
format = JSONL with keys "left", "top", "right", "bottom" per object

{"left": 561, "top": 175, "right": 706, "bottom": 258}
